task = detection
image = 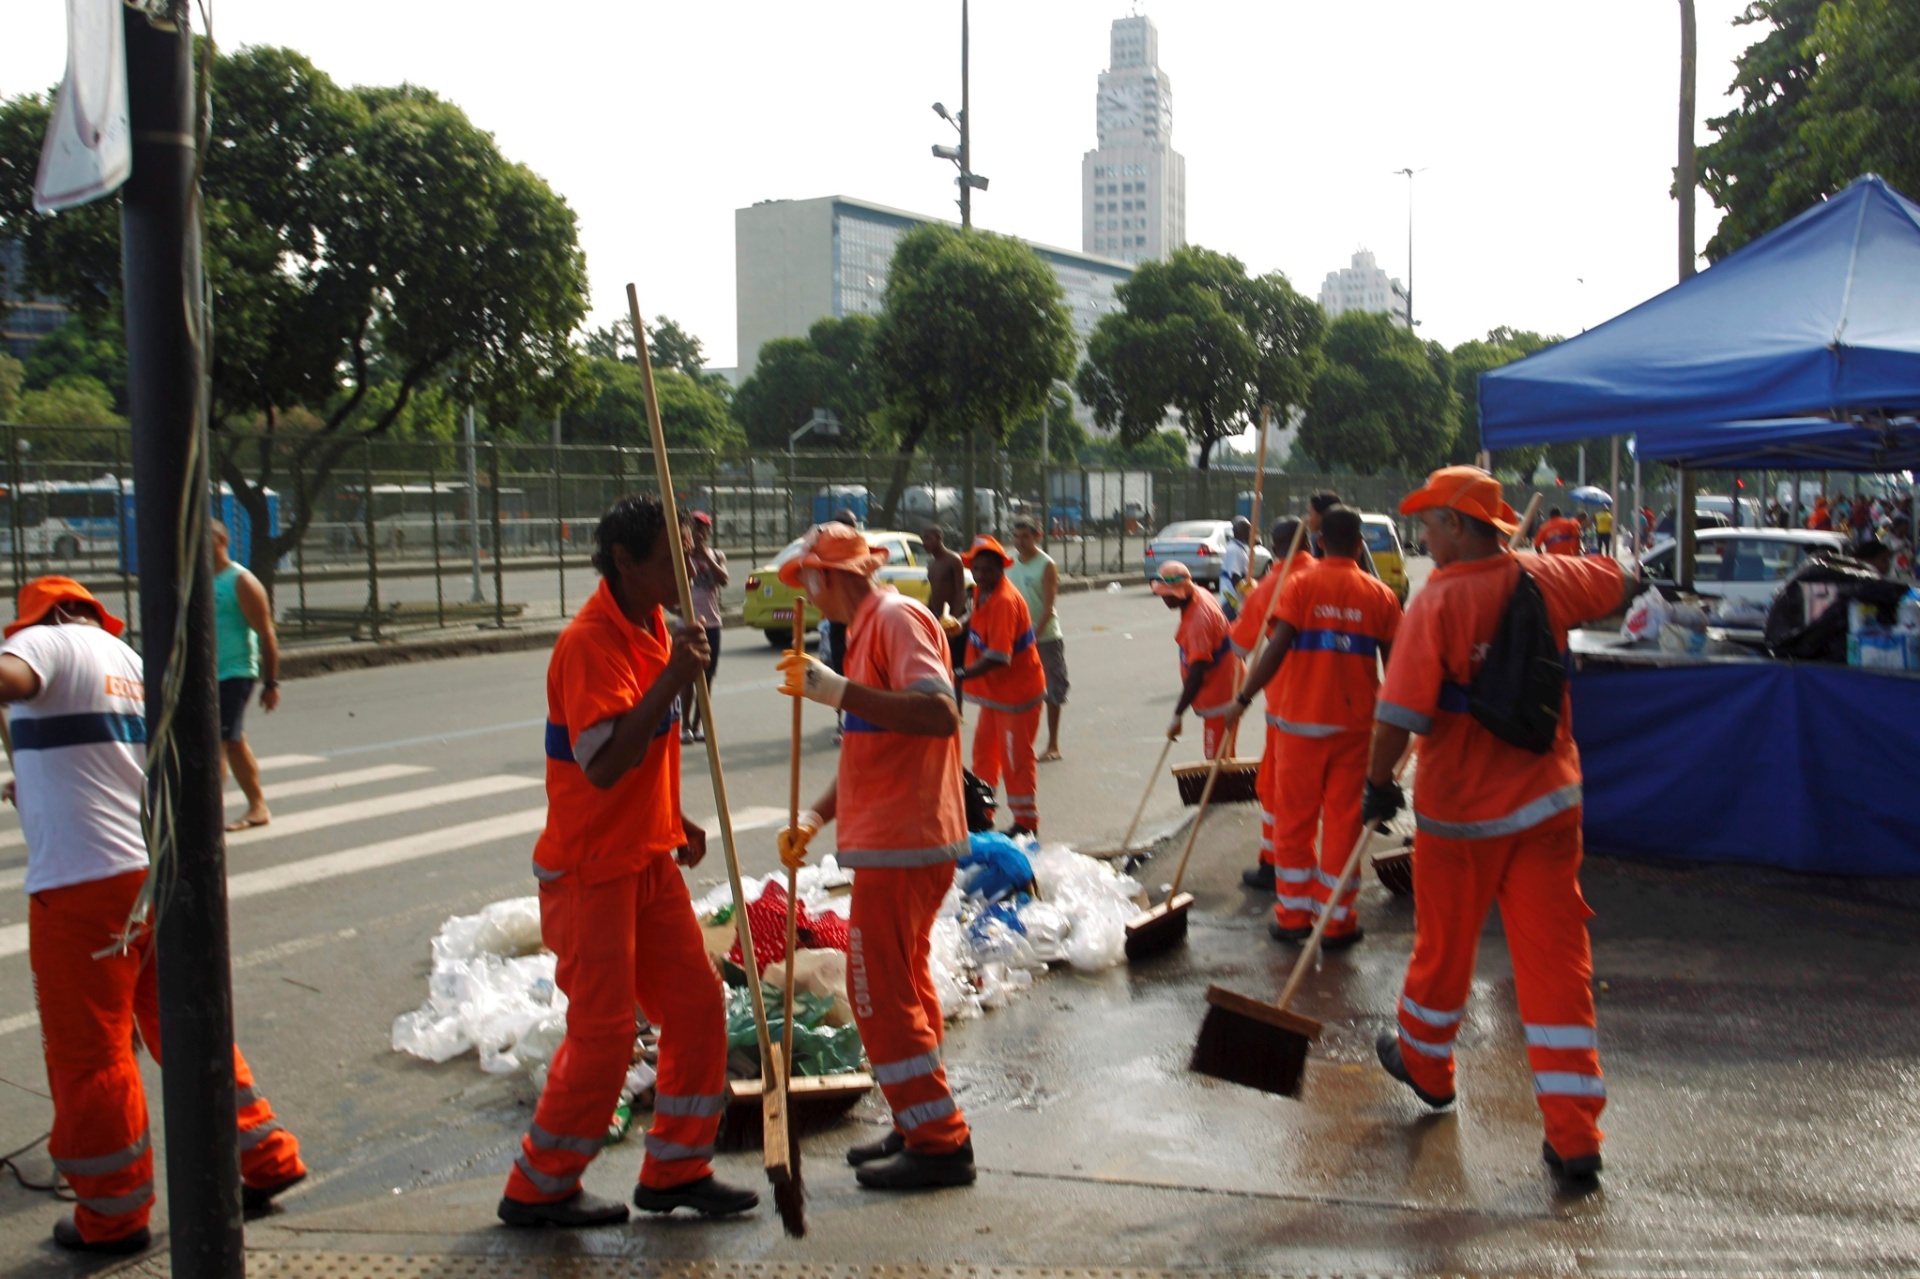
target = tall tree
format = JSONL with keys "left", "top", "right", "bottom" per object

{"left": 569, "top": 357, "right": 742, "bottom": 453}
{"left": 0, "top": 352, "right": 21, "bottom": 422}
{"left": 1447, "top": 327, "right": 1560, "bottom": 466}
{"left": 583, "top": 314, "right": 710, "bottom": 379}
{"left": 1297, "top": 311, "right": 1459, "bottom": 475}
{"left": 731, "top": 314, "right": 890, "bottom": 451}
{"left": 871, "top": 225, "right": 1075, "bottom": 523}
{"left": 1075, "top": 246, "right": 1320, "bottom": 470}
{"left": 0, "top": 49, "right": 589, "bottom": 593}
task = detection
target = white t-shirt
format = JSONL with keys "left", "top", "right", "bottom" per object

{"left": 1221, "top": 539, "right": 1250, "bottom": 588}
{"left": 2, "top": 624, "right": 149, "bottom": 894}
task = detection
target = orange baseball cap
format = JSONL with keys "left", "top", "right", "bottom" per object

{"left": 7, "top": 576, "right": 125, "bottom": 638}
{"left": 1399, "top": 465, "right": 1520, "bottom": 536}
{"left": 1149, "top": 561, "right": 1195, "bottom": 599}
{"left": 777, "top": 522, "right": 891, "bottom": 588}
{"left": 959, "top": 535, "right": 1010, "bottom": 568}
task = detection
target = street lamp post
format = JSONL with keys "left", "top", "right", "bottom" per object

{"left": 1391, "top": 167, "right": 1426, "bottom": 329}
{"left": 932, "top": 0, "right": 990, "bottom": 540}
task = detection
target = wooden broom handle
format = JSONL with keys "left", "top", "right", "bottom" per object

{"left": 627, "top": 283, "right": 776, "bottom": 1069}
{"left": 782, "top": 602, "right": 806, "bottom": 1083}
{"left": 1163, "top": 517, "right": 1309, "bottom": 900}
{"left": 1118, "top": 735, "right": 1176, "bottom": 852}
{"left": 1274, "top": 824, "right": 1376, "bottom": 1012}
{"left": 1511, "top": 494, "right": 1545, "bottom": 551}
{"left": 1247, "top": 405, "right": 1270, "bottom": 555}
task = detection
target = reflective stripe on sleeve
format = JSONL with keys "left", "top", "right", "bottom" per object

{"left": 872, "top": 1049, "right": 942, "bottom": 1086}
{"left": 907, "top": 677, "right": 956, "bottom": 697}
{"left": 1416, "top": 784, "right": 1583, "bottom": 841}
{"left": 531, "top": 859, "right": 565, "bottom": 883}
{"left": 964, "top": 693, "right": 1042, "bottom": 713}
{"left": 1525, "top": 1024, "right": 1600, "bottom": 1051}
{"left": 1534, "top": 1071, "right": 1607, "bottom": 1098}
{"left": 1276, "top": 718, "right": 1344, "bottom": 737}
{"left": 1375, "top": 701, "right": 1433, "bottom": 734}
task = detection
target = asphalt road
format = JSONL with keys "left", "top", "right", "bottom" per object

{"left": 6, "top": 562, "right": 1920, "bottom": 1277}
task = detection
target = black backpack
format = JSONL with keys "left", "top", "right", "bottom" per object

{"left": 1469, "top": 568, "right": 1564, "bottom": 754}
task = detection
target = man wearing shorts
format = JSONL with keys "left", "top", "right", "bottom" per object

{"left": 1007, "top": 518, "right": 1066, "bottom": 761}
{"left": 211, "top": 521, "right": 280, "bottom": 831}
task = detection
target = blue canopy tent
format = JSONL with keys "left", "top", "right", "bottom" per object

{"left": 1472, "top": 175, "right": 1920, "bottom": 876}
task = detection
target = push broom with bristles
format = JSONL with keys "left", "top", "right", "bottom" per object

{"left": 770, "top": 603, "right": 809, "bottom": 1236}
{"left": 629, "top": 285, "right": 795, "bottom": 1224}
{"left": 1373, "top": 493, "right": 1542, "bottom": 900}
{"left": 1125, "top": 516, "right": 1308, "bottom": 962}
{"left": 1191, "top": 823, "right": 1378, "bottom": 1097}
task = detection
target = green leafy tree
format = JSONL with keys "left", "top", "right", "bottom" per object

{"left": 1447, "top": 327, "right": 1560, "bottom": 466}
{"left": 1078, "top": 428, "right": 1189, "bottom": 472}
{"left": 872, "top": 225, "right": 1076, "bottom": 523}
{"left": 568, "top": 357, "right": 743, "bottom": 453}
{"left": 20, "top": 314, "right": 128, "bottom": 411}
{"left": 19, "top": 375, "right": 123, "bottom": 428}
{"left": 1005, "top": 386, "right": 1087, "bottom": 463}
{"left": 1700, "top": 0, "right": 1920, "bottom": 260}
{"left": 584, "top": 314, "right": 712, "bottom": 381}
{"left": 0, "top": 49, "right": 590, "bottom": 592}
{"left": 732, "top": 314, "right": 890, "bottom": 451}
{"left": 0, "top": 353, "right": 20, "bottom": 422}
{"left": 1297, "top": 311, "right": 1459, "bottom": 475}
{"left": 1075, "top": 246, "right": 1321, "bottom": 471}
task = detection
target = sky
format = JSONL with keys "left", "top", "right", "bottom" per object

{"left": 4, "top": 1, "right": 1764, "bottom": 372}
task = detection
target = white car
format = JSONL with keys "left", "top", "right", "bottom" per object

{"left": 1638, "top": 527, "right": 1847, "bottom": 604}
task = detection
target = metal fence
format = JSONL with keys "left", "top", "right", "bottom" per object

{"left": 0, "top": 423, "right": 1569, "bottom": 647}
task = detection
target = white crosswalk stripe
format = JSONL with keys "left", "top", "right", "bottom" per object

{"left": 223, "top": 776, "right": 540, "bottom": 846}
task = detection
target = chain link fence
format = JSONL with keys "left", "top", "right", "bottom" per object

{"left": 0, "top": 423, "right": 1575, "bottom": 649}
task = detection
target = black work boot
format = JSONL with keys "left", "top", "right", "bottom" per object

{"left": 1542, "top": 1140, "right": 1603, "bottom": 1183}
{"left": 1241, "top": 862, "right": 1275, "bottom": 890}
{"left": 497, "top": 1189, "right": 630, "bottom": 1228}
{"left": 855, "top": 1137, "right": 976, "bottom": 1191}
{"left": 846, "top": 1130, "right": 905, "bottom": 1166}
{"left": 243, "top": 1169, "right": 307, "bottom": 1215}
{"left": 1268, "top": 920, "right": 1312, "bottom": 943}
{"left": 1320, "top": 927, "right": 1366, "bottom": 952}
{"left": 52, "top": 1218, "right": 151, "bottom": 1255}
{"left": 1375, "top": 1032, "right": 1456, "bottom": 1109}
{"left": 632, "top": 1175, "right": 759, "bottom": 1217}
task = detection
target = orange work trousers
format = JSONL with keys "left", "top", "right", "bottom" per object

{"left": 504, "top": 855, "right": 726, "bottom": 1204}
{"left": 1268, "top": 728, "right": 1368, "bottom": 937}
{"left": 972, "top": 704, "right": 1041, "bottom": 833}
{"left": 1254, "top": 721, "right": 1285, "bottom": 868}
{"left": 847, "top": 863, "right": 970, "bottom": 1154}
{"left": 1394, "top": 808, "right": 1605, "bottom": 1159}
{"left": 30, "top": 870, "right": 305, "bottom": 1244}
{"left": 1196, "top": 710, "right": 1239, "bottom": 761}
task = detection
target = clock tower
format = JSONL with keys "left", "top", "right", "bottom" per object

{"left": 1082, "top": 15, "right": 1185, "bottom": 264}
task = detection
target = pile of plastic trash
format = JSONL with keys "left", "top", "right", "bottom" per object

{"left": 390, "top": 897, "right": 568, "bottom": 1077}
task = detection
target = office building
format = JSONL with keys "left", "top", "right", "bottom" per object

{"left": 735, "top": 195, "right": 1132, "bottom": 392}
{"left": 1, "top": 240, "right": 70, "bottom": 362}
{"left": 1080, "top": 15, "right": 1186, "bottom": 264}
{"left": 1318, "top": 249, "right": 1411, "bottom": 328}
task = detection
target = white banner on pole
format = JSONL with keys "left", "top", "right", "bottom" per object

{"left": 32, "top": 0, "right": 131, "bottom": 213}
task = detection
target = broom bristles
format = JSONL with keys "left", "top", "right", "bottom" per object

{"left": 1189, "top": 984, "right": 1321, "bottom": 1098}
{"left": 1373, "top": 848, "right": 1414, "bottom": 898}
{"left": 772, "top": 1131, "right": 805, "bottom": 1237}
{"left": 1174, "top": 760, "right": 1260, "bottom": 807}
{"left": 1123, "top": 894, "right": 1191, "bottom": 961}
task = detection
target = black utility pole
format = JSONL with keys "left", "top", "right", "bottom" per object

{"left": 959, "top": 0, "right": 972, "bottom": 231}
{"left": 121, "top": 6, "right": 244, "bottom": 1277}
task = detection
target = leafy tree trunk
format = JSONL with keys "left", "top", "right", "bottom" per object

{"left": 875, "top": 416, "right": 934, "bottom": 530}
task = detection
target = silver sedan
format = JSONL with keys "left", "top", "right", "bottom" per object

{"left": 1141, "top": 519, "right": 1273, "bottom": 589}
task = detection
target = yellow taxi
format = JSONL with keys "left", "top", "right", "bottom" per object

{"left": 742, "top": 529, "right": 945, "bottom": 647}
{"left": 1361, "top": 514, "right": 1410, "bottom": 603}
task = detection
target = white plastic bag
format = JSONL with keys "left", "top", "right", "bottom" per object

{"left": 1622, "top": 589, "right": 1672, "bottom": 643}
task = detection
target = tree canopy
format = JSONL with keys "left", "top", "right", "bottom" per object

{"left": 1296, "top": 311, "right": 1459, "bottom": 475}
{"left": 1074, "top": 246, "right": 1320, "bottom": 469}
{"left": 732, "top": 314, "right": 893, "bottom": 452}
{"left": 567, "top": 357, "right": 743, "bottom": 453}
{"left": 1446, "top": 327, "right": 1560, "bottom": 466}
{"left": 1700, "top": 0, "right": 1920, "bottom": 260}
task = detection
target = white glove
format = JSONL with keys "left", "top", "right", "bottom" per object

{"left": 778, "top": 650, "right": 848, "bottom": 709}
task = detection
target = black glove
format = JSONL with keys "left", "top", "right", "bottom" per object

{"left": 1362, "top": 778, "right": 1405, "bottom": 826}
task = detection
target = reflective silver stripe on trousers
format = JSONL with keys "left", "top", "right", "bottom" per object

{"left": 1416, "top": 784, "right": 1583, "bottom": 841}
{"left": 529, "top": 1122, "right": 602, "bottom": 1155}
{"left": 1313, "top": 868, "right": 1342, "bottom": 889}
{"left": 1259, "top": 809, "right": 1274, "bottom": 825}
{"left": 237, "top": 1120, "right": 281, "bottom": 1152}
{"left": 645, "top": 1135, "right": 716, "bottom": 1161}
{"left": 1276, "top": 718, "right": 1343, "bottom": 737}
{"left": 531, "top": 859, "right": 564, "bottom": 883}
{"left": 1258, "top": 838, "right": 1274, "bottom": 852}
{"left": 872, "top": 1049, "right": 942, "bottom": 1086}
{"left": 513, "top": 1154, "right": 579, "bottom": 1197}
{"left": 79, "top": 1182, "right": 154, "bottom": 1217}
{"left": 653, "top": 1091, "right": 727, "bottom": 1118}
{"left": 1375, "top": 700, "right": 1433, "bottom": 735}
{"left": 1277, "top": 867, "right": 1312, "bottom": 884}
{"left": 894, "top": 1096, "right": 958, "bottom": 1132}
{"left": 1276, "top": 894, "right": 1316, "bottom": 912}
{"left": 1398, "top": 1032, "right": 1454, "bottom": 1059}
{"left": 53, "top": 1131, "right": 150, "bottom": 1177}
{"left": 965, "top": 693, "right": 1043, "bottom": 714}
{"left": 1534, "top": 1071, "right": 1607, "bottom": 1098}
{"left": 1525, "top": 1024, "right": 1600, "bottom": 1050}
{"left": 1401, "top": 994, "right": 1464, "bottom": 1027}
{"left": 837, "top": 839, "right": 967, "bottom": 870}
{"left": 235, "top": 1085, "right": 261, "bottom": 1110}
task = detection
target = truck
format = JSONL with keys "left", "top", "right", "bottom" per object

{"left": 1047, "top": 470, "right": 1154, "bottom": 533}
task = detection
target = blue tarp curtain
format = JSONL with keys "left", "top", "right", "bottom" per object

{"left": 1572, "top": 664, "right": 1920, "bottom": 874}
{"left": 1481, "top": 175, "right": 1920, "bottom": 468}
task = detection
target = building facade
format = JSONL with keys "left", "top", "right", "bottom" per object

{"left": 735, "top": 195, "right": 1133, "bottom": 406}
{"left": 1317, "top": 249, "right": 1410, "bottom": 328}
{"left": 1, "top": 240, "right": 70, "bottom": 363}
{"left": 1080, "top": 15, "right": 1186, "bottom": 265}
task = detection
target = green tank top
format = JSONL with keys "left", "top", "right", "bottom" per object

{"left": 1006, "top": 549, "right": 1061, "bottom": 644}
{"left": 214, "top": 563, "right": 260, "bottom": 681}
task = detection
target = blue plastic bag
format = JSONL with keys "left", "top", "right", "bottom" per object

{"left": 959, "top": 832, "right": 1034, "bottom": 902}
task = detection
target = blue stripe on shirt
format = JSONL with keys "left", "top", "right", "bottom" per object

{"left": 11, "top": 712, "right": 146, "bottom": 751}
{"left": 544, "top": 708, "right": 681, "bottom": 763}
{"left": 1293, "top": 629, "right": 1381, "bottom": 658}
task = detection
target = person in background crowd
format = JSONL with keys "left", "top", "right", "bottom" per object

{"left": 924, "top": 526, "right": 969, "bottom": 679}
{"left": 1594, "top": 504, "right": 1614, "bottom": 555}
{"left": 3, "top": 578, "right": 306, "bottom": 1253}
{"left": 1220, "top": 516, "right": 1253, "bottom": 620}
{"left": 1534, "top": 507, "right": 1584, "bottom": 556}
{"left": 1809, "top": 495, "right": 1833, "bottom": 531}
{"left": 211, "top": 520, "right": 281, "bottom": 832}
{"left": 678, "top": 512, "right": 728, "bottom": 744}
{"left": 1309, "top": 490, "right": 1378, "bottom": 576}
{"left": 1765, "top": 499, "right": 1786, "bottom": 530}
{"left": 1007, "top": 517, "right": 1067, "bottom": 762}
{"left": 1574, "top": 510, "right": 1592, "bottom": 552}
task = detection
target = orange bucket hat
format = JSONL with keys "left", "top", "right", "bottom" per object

{"left": 7, "top": 576, "right": 125, "bottom": 638}
{"left": 1399, "top": 465, "right": 1520, "bottom": 536}
{"left": 1149, "top": 561, "right": 1196, "bottom": 599}
{"left": 777, "top": 522, "right": 891, "bottom": 589}
{"left": 959, "top": 535, "right": 1011, "bottom": 568}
